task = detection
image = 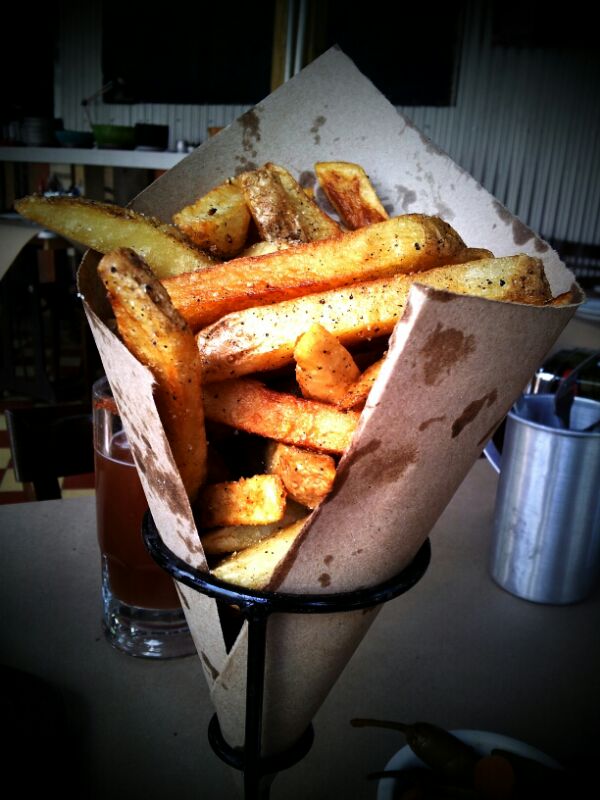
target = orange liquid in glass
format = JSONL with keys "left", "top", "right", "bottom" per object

{"left": 95, "top": 431, "right": 179, "bottom": 609}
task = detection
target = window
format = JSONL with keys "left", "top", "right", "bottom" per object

{"left": 102, "top": 2, "right": 276, "bottom": 105}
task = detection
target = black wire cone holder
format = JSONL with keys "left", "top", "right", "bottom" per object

{"left": 142, "top": 511, "right": 431, "bottom": 800}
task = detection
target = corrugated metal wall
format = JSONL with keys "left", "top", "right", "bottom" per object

{"left": 55, "top": 1, "right": 599, "bottom": 246}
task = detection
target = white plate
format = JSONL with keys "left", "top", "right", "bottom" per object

{"left": 377, "top": 729, "right": 561, "bottom": 800}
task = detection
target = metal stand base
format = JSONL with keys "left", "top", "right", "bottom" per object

{"left": 143, "top": 513, "right": 431, "bottom": 800}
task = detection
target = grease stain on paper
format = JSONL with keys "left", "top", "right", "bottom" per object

{"left": 395, "top": 185, "right": 417, "bottom": 211}
{"left": 420, "top": 324, "right": 476, "bottom": 386}
{"left": 234, "top": 108, "right": 262, "bottom": 171}
{"left": 328, "top": 439, "right": 381, "bottom": 500}
{"left": 452, "top": 390, "right": 498, "bottom": 438}
{"left": 376, "top": 444, "right": 418, "bottom": 485}
{"left": 492, "top": 199, "right": 548, "bottom": 250}
{"left": 183, "top": 535, "right": 204, "bottom": 556}
{"left": 311, "top": 115, "right": 326, "bottom": 145}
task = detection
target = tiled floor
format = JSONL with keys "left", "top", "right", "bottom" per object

{"left": 0, "top": 406, "right": 95, "bottom": 505}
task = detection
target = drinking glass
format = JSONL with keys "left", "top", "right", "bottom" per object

{"left": 93, "top": 375, "right": 195, "bottom": 657}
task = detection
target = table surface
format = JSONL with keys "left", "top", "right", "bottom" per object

{"left": 1, "top": 459, "right": 599, "bottom": 799}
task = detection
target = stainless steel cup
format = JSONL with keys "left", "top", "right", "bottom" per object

{"left": 488, "top": 394, "right": 600, "bottom": 604}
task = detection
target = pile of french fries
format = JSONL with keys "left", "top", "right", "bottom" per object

{"left": 15, "top": 161, "right": 557, "bottom": 590}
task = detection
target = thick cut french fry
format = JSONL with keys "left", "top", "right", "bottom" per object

{"left": 97, "top": 248, "right": 207, "bottom": 499}
{"left": 204, "top": 379, "right": 360, "bottom": 454}
{"left": 265, "top": 442, "right": 337, "bottom": 509}
{"left": 315, "top": 161, "right": 389, "bottom": 228}
{"left": 199, "top": 474, "right": 286, "bottom": 528}
{"left": 201, "top": 502, "right": 308, "bottom": 555}
{"left": 294, "top": 323, "right": 360, "bottom": 404}
{"left": 162, "top": 213, "right": 466, "bottom": 330}
{"left": 338, "top": 357, "right": 385, "bottom": 411}
{"left": 198, "top": 255, "right": 552, "bottom": 382}
{"left": 15, "top": 195, "right": 215, "bottom": 278}
{"left": 237, "top": 163, "right": 341, "bottom": 243}
{"left": 172, "top": 179, "right": 251, "bottom": 259}
{"left": 211, "top": 518, "right": 307, "bottom": 589}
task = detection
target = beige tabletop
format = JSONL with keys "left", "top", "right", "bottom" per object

{"left": 1, "top": 459, "right": 599, "bottom": 799}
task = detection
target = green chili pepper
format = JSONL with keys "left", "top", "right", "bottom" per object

{"left": 351, "top": 718, "right": 479, "bottom": 784}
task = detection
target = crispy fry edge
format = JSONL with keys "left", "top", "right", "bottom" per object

{"left": 97, "top": 248, "right": 207, "bottom": 499}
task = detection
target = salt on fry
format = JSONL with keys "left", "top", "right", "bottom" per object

{"left": 97, "top": 248, "right": 207, "bottom": 499}
{"left": 265, "top": 442, "right": 337, "bottom": 509}
{"left": 294, "top": 323, "right": 360, "bottom": 405}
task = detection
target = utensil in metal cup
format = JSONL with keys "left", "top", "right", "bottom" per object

{"left": 488, "top": 394, "right": 600, "bottom": 604}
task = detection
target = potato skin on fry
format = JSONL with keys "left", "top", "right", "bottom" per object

{"left": 97, "top": 248, "right": 207, "bottom": 499}
{"left": 237, "top": 166, "right": 305, "bottom": 243}
{"left": 237, "top": 163, "right": 341, "bottom": 243}
{"left": 204, "top": 379, "right": 360, "bottom": 455}
{"left": 15, "top": 195, "right": 215, "bottom": 278}
{"left": 162, "top": 213, "right": 466, "bottom": 331}
{"left": 198, "top": 254, "right": 552, "bottom": 382}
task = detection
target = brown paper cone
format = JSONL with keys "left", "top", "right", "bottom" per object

{"left": 78, "top": 47, "right": 579, "bottom": 756}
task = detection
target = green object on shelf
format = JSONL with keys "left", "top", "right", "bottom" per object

{"left": 92, "top": 124, "right": 135, "bottom": 150}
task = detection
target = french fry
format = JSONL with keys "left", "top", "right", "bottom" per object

{"left": 201, "top": 502, "right": 308, "bottom": 555}
{"left": 547, "top": 286, "right": 579, "bottom": 306}
{"left": 211, "top": 518, "right": 307, "bottom": 589}
{"left": 338, "top": 357, "right": 385, "bottom": 411}
{"left": 449, "top": 247, "right": 494, "bottom": 262}
{"left": 15, "top": 195, "right": 215, "bottom": 278}
{"left": 162, "top": 213, "right": 466, "bottom": 330}
{"left": 237, "top": 163, "right": 341, "bottom": 243}
{"left": 198, "top": 474, "right": 286, "bottom": 528}
{"left": 265, "top": 442, "right": 337, "bottom": 509}
{"left": 315, "top": 161, "right": 389, "bottom": 228}
{"left": 204, "top": 379, "right": 360, "bottom": 455}
{"left": 197, "top": 255, "right": 552, "bottom": 382}
{"left": 97, "top": 248, "right": 207, "bottom": 499}
{"left": 241, "top": 240, "right": 292, "bottom": 258}
{"left": 172, "top": 179, "right": 251, "bottom": 259}
{"left": 294, "top": 323, "right": 360, "bottom": 404}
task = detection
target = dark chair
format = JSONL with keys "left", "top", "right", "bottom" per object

{"left": 5, "top": 404, "right": 94, "bottom": 500}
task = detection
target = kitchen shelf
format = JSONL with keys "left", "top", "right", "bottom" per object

{"left": 0, "top": 146, "right": 187, "bottom": 171}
